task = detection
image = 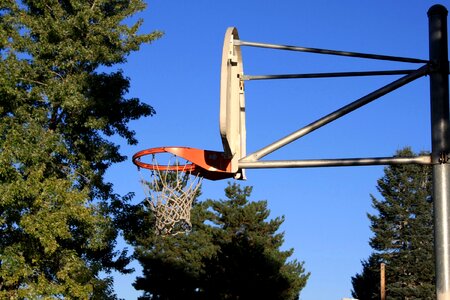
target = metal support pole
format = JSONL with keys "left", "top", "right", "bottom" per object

{"left": 242, "top": 69, "right": 416, "bottom": 81}
{"left": 429, "top": 5, "right": 450, "bottom": 300}
{"left": 381, "top": 263, "right": 386, "bottom": 300}
{"left": 236, "top": 39, "right": 429, "bottom": 63}
{"left": 238, "top": 155, "right": 431, "bottom": 169}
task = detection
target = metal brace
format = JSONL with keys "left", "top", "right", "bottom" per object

{"left": 439, "top": 151, "right": 449, "bottom": 164}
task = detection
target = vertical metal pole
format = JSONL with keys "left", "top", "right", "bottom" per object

{"left": 429, "top": 5, "right": 450, "bottom": 300}
{"left": 380, "top": 263, "right": 386, "bottom": 300}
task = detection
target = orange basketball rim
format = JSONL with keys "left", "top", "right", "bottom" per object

{"left": 132, "top": 146, "right": 237, "bottom": 181}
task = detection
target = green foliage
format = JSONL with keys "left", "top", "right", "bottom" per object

{"left": 1, "top": 0, "right": 161, "bottom": 298}
{"left": 351, "top": 254, "right": 383, "bottom": 300}
{"left": 202, "top": 183, "right": 309, "bottom": 300}
{"left": 123, "top": 183, "right": 309, "bottom": 300}
{"left": 352, "top": 148, "right": 435, "bottom": 299}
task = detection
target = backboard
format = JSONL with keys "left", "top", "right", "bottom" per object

{"left": 220, "top": 27, "right": 246, "bottom": 178}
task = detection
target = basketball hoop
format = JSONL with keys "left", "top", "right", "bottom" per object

{"left": 132, "top": 147, "right": 237, "bottom": 235}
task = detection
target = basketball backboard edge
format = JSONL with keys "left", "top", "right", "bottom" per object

{"left": 219, "top": 27, "right": 246, "bottom": 179}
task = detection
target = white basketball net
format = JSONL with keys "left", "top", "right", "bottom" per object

{"left": 138, "top": 154, "right": 202, "bottom": 235}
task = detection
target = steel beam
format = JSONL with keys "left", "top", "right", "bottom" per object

{"left": 236, "top": 39, "right": 428, "bottom": 63}
{"left": 242, "top": 70, "right": 416, "bottom": 81}
{"left": 238, "top": 156, "right": 431, "bottom": 169}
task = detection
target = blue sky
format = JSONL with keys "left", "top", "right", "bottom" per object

{"left": 106, "top": 1, "right": 448, "bottom": 299}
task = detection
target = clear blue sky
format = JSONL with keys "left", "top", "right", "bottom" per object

{"left": 106, "top": 1, "right": 448, "bottom": 299}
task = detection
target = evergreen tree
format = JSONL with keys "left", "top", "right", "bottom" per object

{"left": 128, "top": 199, "right": 217, "bottom": 300}
{"left": 352, "top": 148, "right": 435, "bottom": 299}
{"left": 0, "top": 1, "right": 161, "bottom": 298}
{"left": 125, "top": 183, "right": 309, "bottom": 300}
{"left": 203, "top": 183, "right": 309, "bottom": 300}
{"left": 351, "top": 254, "right": 383, "bottom": 300}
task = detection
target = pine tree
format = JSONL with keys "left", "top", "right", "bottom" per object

{"left": 352, "top": 148, "right": 435, "bottom": 299}
{"left": 203, "top": 183, "right": 309, "bottom": 300}
{"left": 125, "top": 183, "right": 309, "bottom": 300}
{"left": 351, "top": 254, "right": 383, "bottom": 299}
{"left": 0, "top": 1, "right": 161, "bottom": 298}
{"left": 129, "top": 200, "right": 217, "bottom": 300}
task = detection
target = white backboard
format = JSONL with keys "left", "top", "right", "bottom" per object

{"left": 219, "top": 27, "right": 246, "bottom": 178}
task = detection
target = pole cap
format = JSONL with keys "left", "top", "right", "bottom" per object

{"left": 428, "top": 4, "right": 448, "bottom": 17}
